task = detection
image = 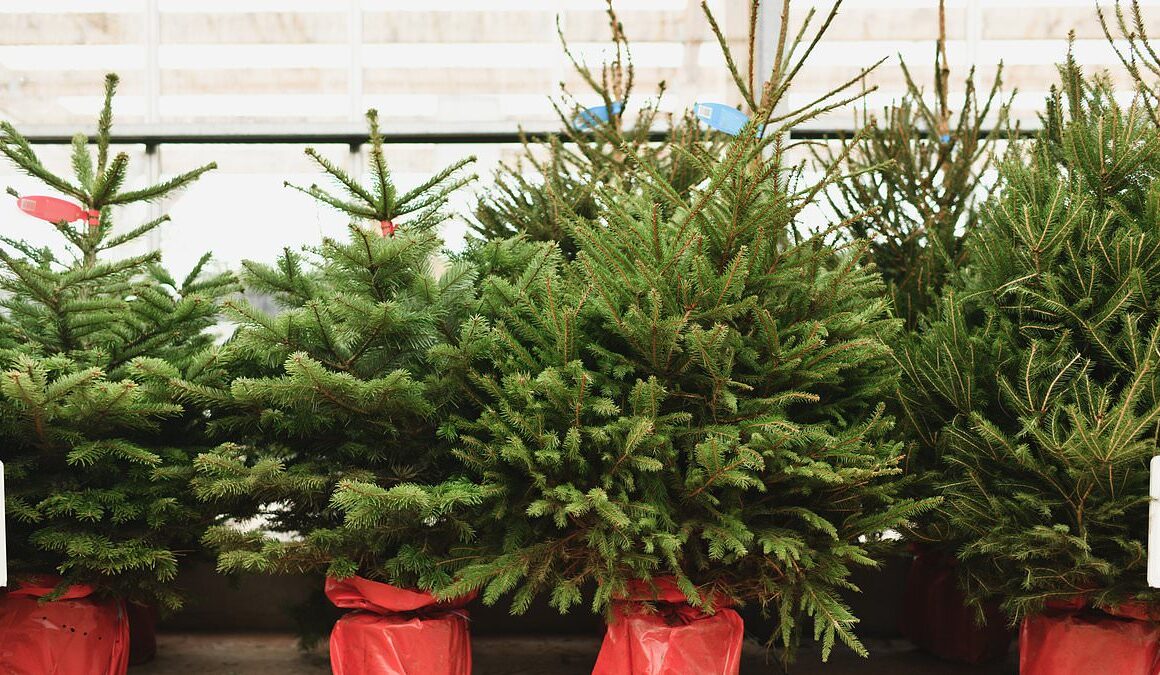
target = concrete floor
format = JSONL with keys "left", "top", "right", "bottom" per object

{"left": 131, "top": 633, "right": 1020, "bottom": 674}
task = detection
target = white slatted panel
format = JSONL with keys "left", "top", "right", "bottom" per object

{"left": 789, "top": 0, "right": 1160, "bottom": 128}
{"left": 3, "top": 2, "right": 1160, "bottom": 127}
{"left": 0, "top": 2, "right": 147, "bottom": 124}
{"left": 0, "top": 1, "right": 740, "bottom": 126}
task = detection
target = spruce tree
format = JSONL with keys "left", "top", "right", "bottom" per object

{"left": 816, "top": 0, "right": 1011, "bottom": 330}
{"left": 1101, "top": 0, "right": 1160, "bottom": 127}
{"left": 817, "top": 1, "right": 1012, "bottom": 553}
{"left": 899, "top": 55, "right": 1160, "bottom": 619}
{"left": 470, "top": 0, "right": 720, "bottom": 259}
{"left": 0, "top": 74, "right": 235, "bottom": 609}
{"left": 336, "top": 1, "right": 931, "bottom": 662}
{"left": 191, "top": 110, "right": 482, "bottom": 591}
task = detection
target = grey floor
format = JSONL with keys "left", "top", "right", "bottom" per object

{"left": 132, "top": 633, "right": 1021, "bottom": 674}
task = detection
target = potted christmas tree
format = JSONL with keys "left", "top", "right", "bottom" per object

{"left": 0, "top": 74, "right": 235, "bottom": 674}
{"left": 902, "top": 52, "right": 1160, "bottom": 675}
{"left": 817, "top": 0, "right": 1016, "bottom": 662}
{"left": 332, "top": 3, "right": 931, "bottom": 672}
{"left": 191, "top": 110, "right": 481, "bottom": 675}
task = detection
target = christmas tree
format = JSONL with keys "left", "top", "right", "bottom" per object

{"left": 191, "top": 109, "right": 483, "bottom": 592}
{"left": 470, "top": 0, "right": 720, "bottom": 259}
{"left": 816, "top": 0, "right": 1012, "bottom": 330}
{"left": 819, "top": 0, "right": 1012, "bottom": 554}
{"left": 343, "top": 1, "right": 931, "bottom": 661}
{"left": 0, "top": 74, "right": 235, "bottom": 609}
{"left": 900, "top": 53, "right": 1160, "bottom": 619}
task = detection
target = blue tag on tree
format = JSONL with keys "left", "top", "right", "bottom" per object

{"left": 572, "top": 101, "right": 624, "bottom": 130}
{"left": 694, "top": 102, "right": 751, "bottom": 136}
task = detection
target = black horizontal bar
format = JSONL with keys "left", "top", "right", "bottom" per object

{"left": 12, "top": 125, "right": 668, "bottom": 146}
{"left": 789, "top": 127, "right": 1038, "bottom": 140}
{"left": 12, "top": 126, "right": 1038, "bottom": 146}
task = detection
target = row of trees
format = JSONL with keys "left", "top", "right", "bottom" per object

{"left": 4, "top": 0, "right": 1160, "bottom": 666}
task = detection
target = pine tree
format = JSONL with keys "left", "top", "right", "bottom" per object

{"left": 816, "top": 0, "right": 1012, "bottom": 330}
{"left": 337, "top": 1, "right": 931, "bottom": 662}
{"left": 0, "top": 74, "right": 236, "bottom": 609}
{"left": 899, "top": 54, "right": 1160, "bottom": 620}
{"left": 470, "top": 0, "right": 720, "bottom": 259}
{"left": 191, "top": 110, "right": 483, "bottom": 591}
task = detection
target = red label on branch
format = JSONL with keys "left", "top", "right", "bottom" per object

{"left": 379, "top": 220, "right": 397, "bottom": 237}
{"left": 16, "top": 195, "right": 88, "bottom": 224}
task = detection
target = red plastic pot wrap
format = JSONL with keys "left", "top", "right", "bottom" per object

{"left": 325, "top": 575, "right": 472, "bottom": 675}
{"left": 0, "top": 576, "right": 129, "bottom": 675}
{"left": 591, "top": 577, "right": 744, "bottom": 675}
{"left": 126, "top": 601, "right": 159, "bottom": 665}
{"left": 1020, "top": 599, "right": 1160, "bottom": 675}
{"left": 898, "top": 547, "right": 1013, "bottom": 663}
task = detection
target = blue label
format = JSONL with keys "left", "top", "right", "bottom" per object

{"left": 572, "top": 101, "right": 624, "bottom": 129}
{"left": 694, "top": 102, "right": 751, "bottom": 136}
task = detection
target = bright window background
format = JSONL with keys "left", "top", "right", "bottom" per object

{"left": 0, "top": 0, "right": 1156, "bottom": 277}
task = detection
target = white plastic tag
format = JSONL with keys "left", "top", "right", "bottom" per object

{"left": 1149, "top": 456, "right": 1160, "bottom": 588}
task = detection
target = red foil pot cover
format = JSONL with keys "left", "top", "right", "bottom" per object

{"left": 591, "top": 577, "right": 744, "bottom": 675}
{"left": 0, "top": 576, "right": 130, "bottom": 675}
{"left": 1021, "top": 600, "right": 1160, "bottom": 675}
{"left": 325, "top": 575, "right": 473, "bottom": 675}
{"left": 899, "top": 547, "right": 1014, "bottom": 664}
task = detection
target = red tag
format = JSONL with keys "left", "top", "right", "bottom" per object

{"left": 17, "top": 195, "right": 88, "bottom": 223}
{"left": 379, "top": 220, "right": 397, "bottom": 237}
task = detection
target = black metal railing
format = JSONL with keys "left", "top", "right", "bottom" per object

{"left": 14, "top": 124, "right": 1036, "bottom": 148}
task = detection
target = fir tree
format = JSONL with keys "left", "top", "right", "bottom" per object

{"left": 191, "top": 110, "right": 483, "bottom": 591}
{"left": 0, "top": 74, "right": 235, "bottom": 609}
{"left": 339, "top": 1, "right": 931, "bottom": 662}
{"left": 470, "top": 0, "right": 720, "bottom": 259}
{"left": 816, "top": 0, "right": 1012, "bottom": 330}
{"left": 899, "top": 55, "right": 1160, "bottom": 620}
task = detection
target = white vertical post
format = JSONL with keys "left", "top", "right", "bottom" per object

{"left": 348, "top": 0, "right": 364, "bottom": 180}
{"left": 754, "top": 0, "right": 780, "bottom": 103}
{"left": 145, "top": 0, "right": 160, "bottom": 125}
{"left": 1149, "top": 456, "right": 1160, "bottom": 588}
{"left": 144, "top": 0, "right": 163, "bottom": 251}
{"left": 677, "top": 0, "right": 700, "bottom": 117}
{"left": 965, "top": 0, "right": 981, "bottom": 68}
{"left": 1, "top": 460, "right": 7, "bottom": 588}
{"left": 754, "top": 1, "right": 786, "bottom": 148}
{"left": 349, "top": 0, "right": 363, "bottom": 122}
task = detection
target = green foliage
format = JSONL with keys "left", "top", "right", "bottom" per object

{"left": 443, "top": 135, "right": 926, "bottom": 662}
{"left": 192, "top": 111, "right": 482, "bottom": 591}
{"left": 1101, "top": 0, "right": 1160, "bottom": 125}
{"left": 816, "top": 0, "right": 1012, "bottom": 329}
{"left": 900, "top": 58, "right": 1160, "bottom": 621}
{"left": 469, "top": 0, "right": 721, "bottom": 259}
{"left": 286, "top": 109, "right": 473, "bottom": 235}
{"left": 0, "top": 74, "right": 236, "bottom": 608}
{"left": 362, "top": 2, "right": 932, "bottom": 663}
